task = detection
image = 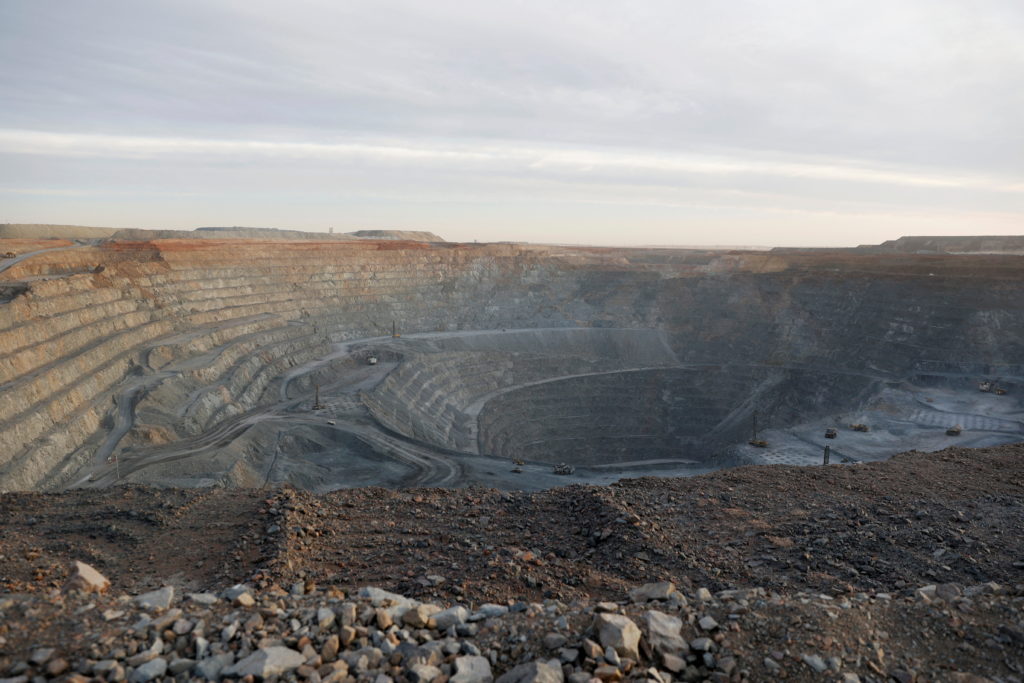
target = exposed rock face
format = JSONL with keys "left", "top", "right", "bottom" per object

{"left": 0, "top": 237, "right": 1021, "bottom": 490}
{"left": 859, "top": 235, "right": 1024, "bottom": 254}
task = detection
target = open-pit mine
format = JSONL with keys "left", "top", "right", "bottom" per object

{"left": 0, "top": 228, "right": 1021, "bottom": 493}
{"left": 2, "top": 227, "right": 1024, "bottom": 682}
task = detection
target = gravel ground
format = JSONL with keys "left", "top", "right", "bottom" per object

{"left": 0, "top": 443, "right": 1022, "bottom": 681}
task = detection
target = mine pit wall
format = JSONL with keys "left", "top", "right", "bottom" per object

{"left": 653, "top": 254, "right": 1024, "bottom": 376}
{"left": 0, "top": 238, "right": 1021, "bottom": 491}
{"left": 362, "top": 329, "right": 682, "bottom": 454}
{"left": 0, "top": 240, "right": 670, "bottom": 490}
{"left": 476, "top": 367, "right": 880, "bottom": 465}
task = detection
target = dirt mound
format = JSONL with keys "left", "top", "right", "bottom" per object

{"left": 0, "top": 444, "right": 1022, "bottom": 681}
{"left": 1, "top": 444, "right": 1020, "bottom": 603}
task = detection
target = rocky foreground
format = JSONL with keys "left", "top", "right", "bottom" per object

{"left": 0, "top": 444, "right": 1022, "bottom": 681}
{"left": 1, "top": 567, "right": 1022, "bottom": 683}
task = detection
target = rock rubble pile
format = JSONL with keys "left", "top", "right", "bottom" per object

{"left": 1, "top": 564, "right": 1021, "bottom": 683}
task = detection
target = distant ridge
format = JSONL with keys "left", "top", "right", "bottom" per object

{"left": 345, "top": 229, "right": 445, "bottom": 242}
{"left": 0, "top": 224, "right": 119, "bottom": 239}
{"left": 855, "top": 235, "right": 1024, "bottom": 254}
{"left": 0, "top": 224, "right": 445, "bottom": 242}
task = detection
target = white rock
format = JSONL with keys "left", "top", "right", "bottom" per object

{"left": 64, "top": 561, "right": 110, "bottom": 594}
{"left": 474, "top": 604, "right": 509, "bottom": 619}
{"left": 434, "top": 606, "right": 469, "bottom": 630}
{"left": 318, "top": 607, "right": 336, "bottom": 629}
{"left": 629, "top": 582, "right": 676, "bottom": 603}
{"left": 358, "top": 586, "right": 417, "bottom": 608}
{"left": 451, "top": 655, "right": 494, "bottom": 683}
{"left": 135, "top": 586, "right": 174, "bottom": 610}
{"left": 194, "top": 637, "right": 209, "bottom": 660}
{"left": 690, "top": 638, "right": 714, "bottom": 653}
{"left": 495, "top": 659, "right": 564, "bottom": 683}
{"left": 409, "top": 663, "right": 443, "bottom": 683}
{"left": 403, "top": 604, "right": 441, "bottom": 628}
{"left": 698, "top": 615, "right": 719, "bottom": 631}
{"left": 802, "top": 654, "right": 828, "bottom": 673}
{"left": 234, "top": 592, "right": 255, "bottom": 607}
{"left": 221, "top": 584, "right": 250, "bottom": 601}
{"left": 593, "top": 613, "right": 641, "bottom": 660}
{"left": 643, "top": 611, "right": 688, "bottom": 655}
{"left": 193, "top": 653, "right": 234, "bottom": 680}
{"left": 226, "top": 646, "right": 305, "bottom": 678}
{"left": 188, "top": 592, "right": 219, "bottom": 605}
{"left": 129, "top": 657, "right": 167, "bottom": 683}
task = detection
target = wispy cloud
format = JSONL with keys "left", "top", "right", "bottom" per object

{"left": 2, "top": 129, "right": 1019, "bottom": 195}
{"left": 1, "top": 0, "right": 1022, "bottom": 244}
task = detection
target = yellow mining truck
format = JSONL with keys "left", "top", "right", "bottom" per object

{"left": 946, "top": 425, "right": 963, "bottom": 436}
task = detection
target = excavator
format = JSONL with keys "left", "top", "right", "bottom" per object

{"left": 946, "top": 424, "right": 963, "bottom": 436}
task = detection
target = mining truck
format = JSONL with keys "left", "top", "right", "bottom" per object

{"left": 995, "top": 387, "right": 1007, "bottom": 395}
{"left": 979, "top": 380, "right": 993, "bottom": 392}
{"left": 825, "top": 428, "right": 838, "bottom": 439}
{"left": 850, "top": 423, "right": 870, "bottom": 432}
{"left": 553, "top": 463, "right": 574, "bottom": 475}
{"left": 367, "top": 356, "right": 378, "bottom": 365}
{"left": 3, "top": 251, "right": 16, "bottom": 258}
{"left": 946, "top": 424, "right": 962, "bottom": 436}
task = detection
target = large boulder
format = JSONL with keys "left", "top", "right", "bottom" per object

{"left": 629, "top": 582, "right": 676, "bottom": 603}
{"left": 643, "top": 611, "right": 688, "bottom": 655}
{"left": 135, "top": 586, "right": 174, "bottom": 610}
{"left": 451, "top": 655, "right": 494, "bottom": 683}
{"left": 593, "top": 613, "right": 641, "bottom": 660}
{"left": 496, "top": 659, "right": 564, "bottom": 683}
{"left": 225, "top": 646, "right": 305, "bottom": 678}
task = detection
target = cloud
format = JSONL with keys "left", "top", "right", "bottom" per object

{"left": 1, "top": 128, "right": 1020, "bottom": 200}
{"left": 0, "top": 0, "right": 1021, "bottom": 244}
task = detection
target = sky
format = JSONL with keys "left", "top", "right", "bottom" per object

{"left": 0, "top": 1, "right": 1022, "bottom": 247}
